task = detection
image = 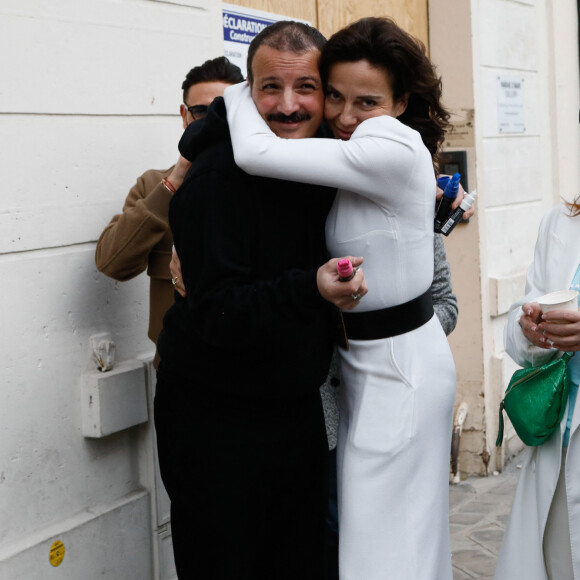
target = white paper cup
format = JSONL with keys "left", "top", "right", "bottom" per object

{"left": 536, "top": 290, "right": 579, "bottom": 314}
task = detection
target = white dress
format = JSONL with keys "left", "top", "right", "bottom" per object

{"left": 224, "top": 83, "right": 457, "bottom": 580}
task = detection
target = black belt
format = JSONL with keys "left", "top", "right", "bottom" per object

{"left": 342, "top": 288, "right": 434, "bottom": 341}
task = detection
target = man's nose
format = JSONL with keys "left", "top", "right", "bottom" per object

{"left": 278, "top": 89, "right": 300, "bottom": 114}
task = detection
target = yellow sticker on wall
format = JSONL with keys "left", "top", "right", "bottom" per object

{"left": 49, "top": 540, "right": 65, "bottom": 567}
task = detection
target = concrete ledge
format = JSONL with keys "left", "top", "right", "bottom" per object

{"left": 0, "top": 490, "right": 152, "bottom": 579}
{"left": 489, "top": 272, "right": 527, "bottom": 317}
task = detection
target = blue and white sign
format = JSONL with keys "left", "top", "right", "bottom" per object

{"left": 222, "top": 3, "right": 310, "bottom": 78}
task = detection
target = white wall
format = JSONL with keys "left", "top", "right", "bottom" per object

{"left": 0, "top": 0, "right": 223, "bottom": 577}
{"left": 546, "top": 0, "right": 580, "bottom": 203}
{"left": 476, "top": 0, "right": 580, "bottom": 467}
{"left": 431, "top": 0, "right": 579, "bottom": 475}
{"left": 476, "top": 0, "right": 555, "bottom": 279}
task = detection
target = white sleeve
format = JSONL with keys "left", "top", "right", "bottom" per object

{"left": 503, "top": 211, "right": 559, "bottom": 368}
{"left": 224, "top": 82, "right": 417, "bottom": 205}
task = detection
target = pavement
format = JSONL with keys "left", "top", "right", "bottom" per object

{"left": 449, "top": 450, "right": 525, "bottom": 579}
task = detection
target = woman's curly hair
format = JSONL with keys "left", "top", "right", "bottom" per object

{"left": 319, "top": 17, "right": 451, "bottom": 171}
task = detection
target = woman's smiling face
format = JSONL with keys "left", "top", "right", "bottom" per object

{"left": 324, "top": 60, "right": 407, "bottom": 140}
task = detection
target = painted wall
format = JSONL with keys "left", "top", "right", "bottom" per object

{"left": 430, "top": 0, "right": 579, "bottom": 476}
{"left": 479, "top": 0, "right": 579, "bottom": 473}
{"left": 0, "top": 0, "right": 222, "bottom": 577}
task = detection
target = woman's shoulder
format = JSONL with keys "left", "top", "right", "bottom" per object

{"left": 350, "top": 116, "right": 430, "bottom": 177}
{"left": 539, "top": 203, "right": 576, "bottom": 238}
{"left": 352, "top": 115, "right": 422, "bottom": 144}
{"left": 545, "top": 202, "right": 567, "bottom": 221}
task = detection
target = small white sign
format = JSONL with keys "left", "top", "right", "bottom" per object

{"left": 497, "top": 76, "right": 525, "bottom": 133}
{"left": 222, "top": 4, "right": 310, "bottom": 78}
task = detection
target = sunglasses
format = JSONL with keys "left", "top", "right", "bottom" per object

{"left": 185, "top": 104, "right": 209, "bottom": 121}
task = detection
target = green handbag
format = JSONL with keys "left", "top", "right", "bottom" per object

{"left": 496, "top": 352, "right": 574, "bottom": 447}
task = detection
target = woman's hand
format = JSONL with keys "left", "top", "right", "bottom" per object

{"left": 317, "top": 256, "right": 368, "bottom": 310}
{"left": 518, "top": 302, "right": 552, "bottom": 349}
{"left": 537, "top": 308, "right": 580, "bottom": 352}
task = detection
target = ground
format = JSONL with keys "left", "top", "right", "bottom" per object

{"left": 449, "top": 450, "right": 524, "bottom": 579}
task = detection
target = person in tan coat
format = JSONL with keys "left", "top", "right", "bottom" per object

{"left": 95, "top": 57, "right": 244, "bottom": 362}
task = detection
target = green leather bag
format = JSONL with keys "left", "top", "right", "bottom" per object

{"left": 496, "top": 352, "right": 573, "bottom": 447}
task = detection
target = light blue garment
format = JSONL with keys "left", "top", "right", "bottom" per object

{"left": 562, "top": 265, "right": 580, "bottom": 447}
{"left": 563, "top": 379, "right": 579, "bottom": 447}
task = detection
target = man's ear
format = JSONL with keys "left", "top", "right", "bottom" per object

{"left": 180, "top": 104, "right": 188, "bottom": 129}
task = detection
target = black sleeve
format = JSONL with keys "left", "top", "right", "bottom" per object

{"left": 170, "top": 166, "right": 329, "bottom": 351}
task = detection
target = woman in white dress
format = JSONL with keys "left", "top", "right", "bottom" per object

{"left": 495, "top": 198, "right": 580, "bottom": 580}
{"left": 225, "top": 17, "right": 457, "bottom": 579}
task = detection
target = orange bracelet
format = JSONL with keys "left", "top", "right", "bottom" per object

{"left": 162, "top": 177, "right": 177, "bottom": 194}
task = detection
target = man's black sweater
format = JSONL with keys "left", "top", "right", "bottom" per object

{"left": 157, "top": 98, "right": 335, "bottom": 401}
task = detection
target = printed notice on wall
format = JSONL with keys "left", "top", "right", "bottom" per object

{"left": 497, "top": 76, "right": 525, "bottom": 133}
{"left": 222, "top": 4, "right": 310, "bottom": 77}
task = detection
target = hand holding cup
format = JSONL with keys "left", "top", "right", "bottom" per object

{"left": 534, "top": 290, "right": 580, "bottom": 351}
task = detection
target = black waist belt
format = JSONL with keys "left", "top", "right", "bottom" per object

{"left": 342, "top": 288, "right": 434, "bottom": 341}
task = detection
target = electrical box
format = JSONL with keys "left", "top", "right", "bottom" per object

{"left": 81, "top": 359, "right": 148, "bottom": 438}
{"left": 439, "top": 150, "right": 468, "bottom": 192}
